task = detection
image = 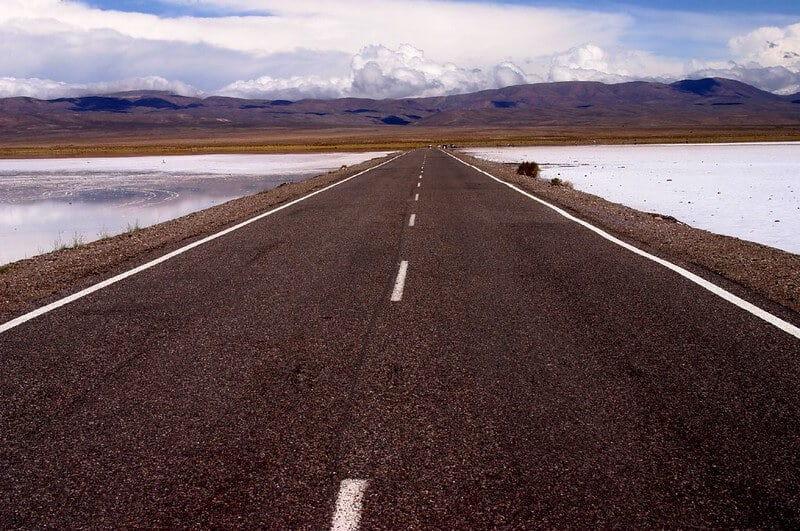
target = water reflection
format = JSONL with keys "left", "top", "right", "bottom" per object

{"left": 0, "top": 153, "right": 388, "bottom": 265}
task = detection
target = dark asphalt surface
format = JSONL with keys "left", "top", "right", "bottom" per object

{"left": 1, "top": 149, "right": 798, "bottom": 528}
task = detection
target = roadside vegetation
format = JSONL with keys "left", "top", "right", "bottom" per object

{"left": 52, "top": 232, "right": 86, "bottom": 253}
{"left": 516, "top": 161, "right": 540, "bottom": 178}
{"left": 517, "top": 161, "right": 574, "bottom": 188}
{"left": 126, "top": 220, "right": 142, "bottom": 234}
{"left": 549, "top": 177, "right": 574, "bottom": 188}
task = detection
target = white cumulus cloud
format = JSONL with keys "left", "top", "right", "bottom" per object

{"left": 217, "top": 76, "right": 350, "bottom": 101}
{"left": 218, "top": 44, "right": 530, "bottom": 100}
{"left": 0, "top": 0, "right": 627, "bottom": 95}
{"left": 689, "top": 21, "right": 800, "bottom": 94}
{"left": 1, "top": 0, "right": 800, "bottom": 99}
{"left": 544, "top": 39, "right": 800, "bottom": 95}
{"left": 729, "top": 22, "right": 800, "bottom": 70}
{"left": 0, "top": 76, "right": 202, "bottom": 99}
{"left": 685, "top": 64, "right": 800, "bottom": 95}
{"left": 547, "top": 44, "right": 684, "bottom": 84}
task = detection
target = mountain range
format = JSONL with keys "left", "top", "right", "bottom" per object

{"left": 1, "top": 78, "right": 799, "bottom": 145}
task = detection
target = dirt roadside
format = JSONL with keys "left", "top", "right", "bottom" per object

{"left": 1, "top": 149, "right": 798, "bottom": 323}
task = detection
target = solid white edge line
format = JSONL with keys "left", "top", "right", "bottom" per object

{"left": 443, "top": 150, "right": 800, "bottom": 340}
{"left": 331, "top": 479, "right": 368, "bottom": 531}
{"left": 409, "top": 214, "right": 416, "bottom": 227}
{"left": 0, "top": 152, "right": 406, "bottom": 334}
{"left": 391, "top": 260, "right": 409, "bottom": 302}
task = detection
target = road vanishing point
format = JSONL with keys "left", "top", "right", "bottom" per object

{"left": 1, "top": 149, "right": 799, "bottom": 528}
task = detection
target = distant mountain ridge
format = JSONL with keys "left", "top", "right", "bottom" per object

{"left": 1, "top": 78, "right": 799, "bottom": 140}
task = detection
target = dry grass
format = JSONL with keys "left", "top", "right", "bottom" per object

{"left": 1, "top": 125, "right": 799, "bottom": 159}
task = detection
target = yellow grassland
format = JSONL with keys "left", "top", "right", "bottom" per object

{"left": 1, "top": 126, "right": 799, "bottom": 158}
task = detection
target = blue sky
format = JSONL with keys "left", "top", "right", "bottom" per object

{"left": 490, "top": 0, "right": 800, "bottom": 13}
{"left": 1, "top": 0, "right": 799, "bottom": 99}
{"left": 83, "top": 0, "right": 800, "bottom": 16}
{"left": 81, "top": 0, "right": 272, "bottom": 17}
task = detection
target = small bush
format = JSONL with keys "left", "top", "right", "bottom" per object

{"left": 548, "top": 177, "right": 574, "bottom": 188}
{"left": 516, "top": 161, "right": 540, "bottom": 178}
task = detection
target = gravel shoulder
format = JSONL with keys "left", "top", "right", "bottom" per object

{"left": 1, "top": 149, "right": 798, "bottom": 323}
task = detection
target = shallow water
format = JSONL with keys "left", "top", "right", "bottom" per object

{"left": 0, "top": 152, "right": 389, "bottom": 265}
{"left": 465, "top": 143, "right": 800, "bottom": 255}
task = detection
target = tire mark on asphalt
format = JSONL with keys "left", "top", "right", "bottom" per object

{"left": 329, "top": 152, "right": 424, "bottom": 500}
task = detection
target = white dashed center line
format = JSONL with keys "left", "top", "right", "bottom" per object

{"left": 331, "top": 479, "right": 368, "bottom": 531}
{"left": 414, "top": 193, "right": 419, "bottom": 201}
{"left": 409, "top": 214, "right": 416, "bottom": 227}
{"left": 391, "top": 260, "right": 409, "bottom": 302}
{"left": 417, "top": 182, "right": 421, "bottom": 187}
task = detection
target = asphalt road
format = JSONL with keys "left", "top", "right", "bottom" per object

{"left": 1, "top": 149, "right": 798, "bottom": 528}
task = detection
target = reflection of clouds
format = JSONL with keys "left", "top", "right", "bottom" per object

{"left": 0, "top": 193, "right": 261, "bottom": 231}
{"left": 0, "top": 194, "right": 248, "bottom": 264}
{"left": 0, "top": 152, "right": 392, "bottom": 206}
{"left": 0, "top": 152, "right": 390, "bottom": 176}
{"left": 3, "top": 175, "right": 290, "bottom": 205}
{"left": 0, "top": 201, "right": 74, "bottom": 226}
{"left": 0, "top": 151, "right": 391, "bottom": 265}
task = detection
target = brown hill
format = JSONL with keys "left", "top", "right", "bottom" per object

{"left": 1, "top": 78, "right": 798, "bottom": 147}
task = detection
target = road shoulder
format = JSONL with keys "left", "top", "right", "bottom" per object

{"left": 452, "top": 151, "right": 800, "bottom": 316}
